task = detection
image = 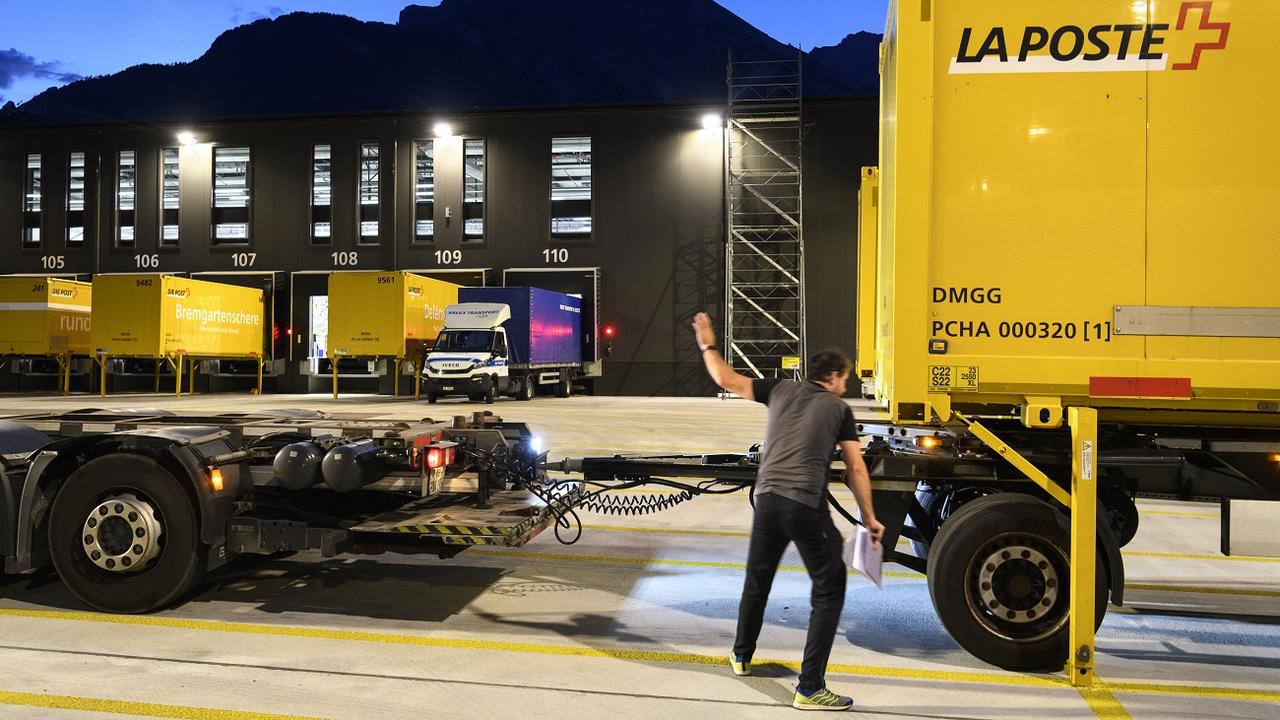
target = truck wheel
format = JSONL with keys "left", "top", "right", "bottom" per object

{"left": 48, "top": 453, "right": 207, "bottom": 614}
{"left": 926, "top": 492, "right": 1108, "bottom": 672}
{"left": 556, "top": 372, "right": 572, "bottom": 398}
{"left": 426, "top": 391, "right": 439, "bottom": 404}
{"left": 517, "top": 377, "right": 535, "bottom": 401}
{"left": 484, "top": 380, "right": 497, "bottom": 404}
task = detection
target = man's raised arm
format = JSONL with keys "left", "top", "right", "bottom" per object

{"left": 691, "top": 312, "right": 754, "bottom": 400}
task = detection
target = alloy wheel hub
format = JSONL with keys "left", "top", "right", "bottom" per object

{"left": 81, "top": 493, "right": 163, "bottom": 573}
{"left": 976, "top": 544, "right": 1059, "bottom": 624}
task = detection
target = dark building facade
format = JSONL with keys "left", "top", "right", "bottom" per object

{"left": 0, "top": 98, "right": 875, "bottom": 395}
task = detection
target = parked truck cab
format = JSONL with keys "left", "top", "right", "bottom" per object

{"left": 423, "top": 304, "right": 513, "bottom": 403}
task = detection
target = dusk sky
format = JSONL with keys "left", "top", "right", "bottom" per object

{"left": 0, "top": 1, "right": 886, "bottom": 106}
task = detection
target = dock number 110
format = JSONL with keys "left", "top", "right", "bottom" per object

{"left": 543, "top": 248, "right": 569, "bottom": 264}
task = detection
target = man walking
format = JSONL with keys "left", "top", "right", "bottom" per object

{"left": 692, "top": 312, "right": 883, "bottom": 711}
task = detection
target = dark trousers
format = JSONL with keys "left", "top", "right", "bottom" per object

{"left": 733, "top": 492, "right": 847, "bottom": 692}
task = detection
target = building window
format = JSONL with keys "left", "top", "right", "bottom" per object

{"left": 551, "top": 136, "right": 592, "bottom": 239}
{"left": 66, "top": 152, "right": 86, "bottom": 247}
{"left": 463, "top": 138, "right": 485, "bottom": 242}
{"left": 21, "top": 153, "right": 40, "bottom": 249}
{"left": 160, "top": 148, "right": 180, "bottom": 246}
{"left": 212, "top": 146, "right": 250, "bottom": 245}
{"left": 358, "top": 142, "right": 380, "bottom": 244}
{"left": 311, "top": 144, "right": 331, "bottom": 244}
{"left": 414, "top": 141, "right": 434, "bottom": 244}
{"left": 117, "top": 150, "right": 136, "bottom": 248}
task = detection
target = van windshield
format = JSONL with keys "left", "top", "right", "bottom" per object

{"left": 432, "top": 330, "right": 495, "bottom": 353}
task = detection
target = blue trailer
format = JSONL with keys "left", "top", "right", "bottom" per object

{"left": 422, "top": 287, "right": 587, "bottom": 403}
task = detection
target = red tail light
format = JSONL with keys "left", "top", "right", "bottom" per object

{"left": 426, "top": 447, "right": 443, "bottom": 469}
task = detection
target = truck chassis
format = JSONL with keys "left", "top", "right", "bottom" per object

{"left": 0, "top": 409, "right": 1276, "bottom": 677}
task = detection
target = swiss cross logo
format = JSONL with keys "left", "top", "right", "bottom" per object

{"left": 1171, "top": 2, "right": 1230, "bottom": 70}
{"left": 949, "top": 1, "right": 1231, "bottom": 75}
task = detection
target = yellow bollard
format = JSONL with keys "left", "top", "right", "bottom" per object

{"left": 1066, "top": 406, "right": 1099, "bottom": 687}
{"left": 332, "top": 354, "right": 340, "bottom": 399}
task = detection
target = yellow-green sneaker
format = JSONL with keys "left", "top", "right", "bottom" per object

{"left": 792, "top": 687, "right": 853, "bottom": 711}
{"left": 729, "top": 654, "right": 751, "bottom": 676}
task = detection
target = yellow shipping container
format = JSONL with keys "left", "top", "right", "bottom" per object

{"left": 0, "top": 277, "right": 92, "bottom": 356}
{"left": 326, "top": 271, "right": 459, "bottom": 359}
{"left": 867, "top": 0, "right": 1280, "bottom": 427}
{"left": 91, "top": 274, "right": 264, "bottom": 359}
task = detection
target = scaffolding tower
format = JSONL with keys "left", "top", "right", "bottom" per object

{"left": 724, "top": 54, "right": 805, "bottom": 380}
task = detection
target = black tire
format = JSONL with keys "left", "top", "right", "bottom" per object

{"left": 517, "top": 377, "right": 535, "bottom": 401}
{"left": 926, "top": 492, "right": 1108, "bottom": 672}
{"left": 484, "top": 380, "right": 497, "bottom": 404}
{"left": 467, "top": 393, "right": 483, "bottom": 402}
{"left": 48, "top": 453, "right": 206, "bottom": 613}
{"left": 907, "top": 488, "right": 946, "bottom": 559}
{"left": 556, "top": 372, "right": 572, "bottom": 398}
{"left": 426, "top": 391, "right": 439, "bottom": 404}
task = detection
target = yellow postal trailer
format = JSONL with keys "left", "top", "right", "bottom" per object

{"left": 326, "top": 271, "right": 460, "bottom": 397}
{"left": 0, "top": 278, "right": 92, "bottom": 393}
{"left": 858, "top": 0, "right": 1280, "bottom": 685}
{"left": 91, "top": 274, "right": 264, "bottom": 395}
{"left": 0, "top": 277, "right": 92, "bottom": 356}
{"left": 866, "top": 0, "right": 1279, "bottom": 426}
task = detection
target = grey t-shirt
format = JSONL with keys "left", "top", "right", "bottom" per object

{"left": 753, "top": 379, "right": 858, "bottom": 508}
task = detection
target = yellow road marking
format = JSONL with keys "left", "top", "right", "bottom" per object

{"left": 1140, "top": 510, "right": 1217, "bottom": 518}
{"left": 1104, "top": 680, "right": 1280, "bottom": 704}
{"left": 1123, "top": 550, "right": 1280, "bottom": 564}
{"left": 0, "top": 688, "right": 325, "bottom": 720}
{"left": 1077, "top": 682, "right": 1133, "bottom": 720}
{"left": 0, "top": 608, "right": 1274, "bottom": 708}
{"left": 1125, "top": 582, "right": 1280, "bottom": 598}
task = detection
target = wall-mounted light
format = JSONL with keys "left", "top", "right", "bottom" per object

{"left": 701, "top": 113, "right": 723, "bottom": 131}
{"left": 433, "top": 122, "right": 454, "bottom": 139}
{"left": 177, "top": 131, "right": 198, "bottom": 146}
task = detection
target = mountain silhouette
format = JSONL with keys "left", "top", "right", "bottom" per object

{"left": 3, "top": 0, "right": 879, "bottom": 126}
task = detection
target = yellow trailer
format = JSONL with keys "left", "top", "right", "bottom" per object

{"left": 91, "top": 274, "right": 265, "bottom": 396}
{"left": 0, "top": 277, "right": 92, "bottom": 394}
{"left": 859, "top": 0, "right": 1280, "bottom": 684}
{"left": 326, "top": 271, "right": 459, "bottom": 398}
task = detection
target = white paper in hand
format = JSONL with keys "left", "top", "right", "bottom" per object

{"left": 842, "top": 526, "right": 883, "bottom": 588}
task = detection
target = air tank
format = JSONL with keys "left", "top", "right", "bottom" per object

{"left": 321, "top": 440, "right": 386, "bottom": 492}
{"left": 272, "top": 441, "right": 325, "bottom": 490}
